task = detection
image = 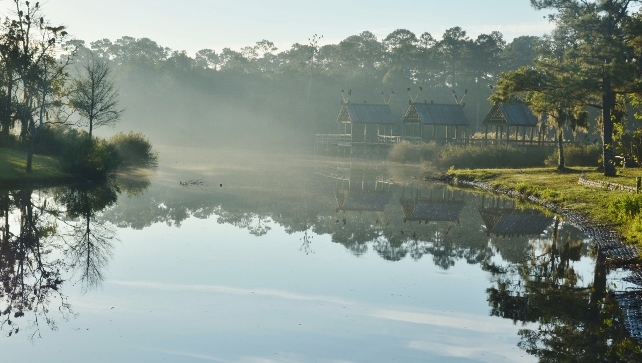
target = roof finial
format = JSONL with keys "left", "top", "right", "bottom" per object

{"left": 407, "top": 87, "right": 422, "bottom": 103}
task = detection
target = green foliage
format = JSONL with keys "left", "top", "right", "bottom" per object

{"left": 514, "top": 181, "right": 539, "bottom": 197}
{"left": 545, "top": 144, "right": 601, "bottom": 167}
{"left": 445, "top": 167, "right": 498, "bottom": 181}
{"left": 614, "top": 125, "right": 642, "bottom": 166}
{"left": 392, "top": 143, "right": 548, "bottom": 169}
{"left": 389, "top": 141, "right": 439, "bottom": 163}
{"left": 389, "top": 141, "right": 420, "bottom": 163}
{"left": 419, "top": 142, "right": 439, "bottom": 161}
{"left": 0, "top": 133, "right": 17, "bottom": 148}
{"left": 60, "top": 133, "right": 121, "bottom": 178}
{"left": 437, "top": 145, "right": 549, "bottom": 169}
{"left": 109, "top": 131, "right": 158, "bottom": 168}
{"left": 608, "top": 194, "right": 642, "bottom": 224}
{"left": 33, "top": 125, "right": 74, "bottom": 155}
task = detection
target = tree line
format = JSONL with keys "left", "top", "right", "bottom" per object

{"left": 56, "top": 24, "right": 540, "bottom": 149}
{"left": 2, "top": 0, "right": 641, "bottom": 176}
{"left": 0, "top": 1, "right": 136, "bottom": 177}
{"left": 493, "top": 0, "right": 642, "bottom": 175}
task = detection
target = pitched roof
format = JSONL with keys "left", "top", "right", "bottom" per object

{"left": 336, "top": 190, "right": 391, "bottom": 211}
{"left": 479, "top": 208, "right": 552, "bottom": 236}
{"left": 400, "top": 198, "right": 465, "bottom": 222}
{"left": 402, "top": 103, "right": 469, "bottom": 126}
{"left": 483, "top": 103, "right": 539, "bottom": 127}
{"left": 336, "top": 103, "right": 396, "bottom": 124}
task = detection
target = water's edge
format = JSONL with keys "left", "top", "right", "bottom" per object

{"left": 444, "top": 176, "right": 642, "bottom": 340}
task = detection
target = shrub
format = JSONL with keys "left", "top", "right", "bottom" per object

{"left": 389, "top": 141, "right": 421, "bottom": 163}
{"left": 436, "top": 145, "right": 549, "bottom": 169}
{"left": 545, "top": 144, "right": 601, "bottom": 167}
{"left": 0, "top": 132, "right": 17, "bottom": 148}
{"left": 60, "top": 133, "right": 121, "bottom": 178}
{"left": 608, "top": 194, "right": 642, "bottom": 223}
{"left": 109, "top": 132, "right": 158, "bottom": 168}
{"left": 33, "top": 125, "right": 73, "bottom": 155}
{"left": 419, "top": 142, "right": 439, "bottom": 161}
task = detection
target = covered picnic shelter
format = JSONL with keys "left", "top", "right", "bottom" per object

{"left": 401, "top": 102, "right": 469, "bottom": 143}
{"left": 482, "top": 103, "right": 541, "bottom": 144}
{"left": 336, "top": 102, "right": 398, "bottom": 145}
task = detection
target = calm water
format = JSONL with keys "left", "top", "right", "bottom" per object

{"left": 0, "top": 147, "right": 639, "bottom": 362}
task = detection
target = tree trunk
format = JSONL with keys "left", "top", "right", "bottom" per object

{"left": 557, "top": 127, "right": 565, "bottom": 171}
{"left": 25, "top": 121, "right": 35, "bottom": 174}
{"left": 602, "top": 71, "right": 616, "bottom": 176}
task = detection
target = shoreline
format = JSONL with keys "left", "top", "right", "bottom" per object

{"left": 440, "top": 175, "right": 642, "bottom": 340}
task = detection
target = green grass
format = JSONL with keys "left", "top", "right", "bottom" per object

{"left": 0, "top": 147, "right": 74, "bottom": 187}
{"left": 444, "top": 166, "right": 642, "bottom": 249}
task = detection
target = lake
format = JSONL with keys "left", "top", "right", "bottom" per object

{"left": 0, "top": 147, "right": 639, "bottom": 362}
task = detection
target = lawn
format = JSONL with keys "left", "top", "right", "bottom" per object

{"left": 0, "top": 147, "right": 73, "bottom": 187}
{"left": 444, "top": 166, "right": 642, "bottom": 247}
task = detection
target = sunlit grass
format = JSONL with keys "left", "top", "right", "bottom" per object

{"left": 0, "top": 147, "right": 73, "bottom": 187}
{"left": 445, "top": 166, "right": 642, "bottom": 248}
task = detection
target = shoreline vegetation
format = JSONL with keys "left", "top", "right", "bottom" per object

{"left": 0, "top": 147, "right": 74, "bottom": 188}
{"left": 0, "top": 131, "right": 158, "bottom": 188}
{"left": 438, "top": 166, "right": 642, "bottom": 255}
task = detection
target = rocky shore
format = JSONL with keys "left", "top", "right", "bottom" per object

{"left": 444, "top": 176, "right": 642, "bottom": 340}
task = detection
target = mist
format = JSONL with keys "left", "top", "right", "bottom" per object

{"left": 79, "top": 30, "right": 538, "bottom": 152}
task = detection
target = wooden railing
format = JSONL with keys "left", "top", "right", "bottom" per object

{"left": 315, "top": 134, "right": 352, "bottom": 145}
{"left": 378, "top": 135, "right": 402, "bottom": 144}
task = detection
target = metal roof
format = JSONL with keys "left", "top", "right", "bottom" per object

{"left": 336, "top": 103, "right": 397, "bottom": 124}
{"left": 479, "top": 208, "right": 552, "bottom": 236}
{"left": 400, "top": 198, "right": 465, "bottom": 222}
{"left": 402, "top": 103, "right": 469, "bottom": 126}
{"left": 336, "top": 190, "right": 392, "bottom": 211}
{"left": 483, "top": 103, "right": 538, "bottom": 127}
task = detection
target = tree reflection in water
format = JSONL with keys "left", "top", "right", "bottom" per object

{"left": 0, "top": 173, "right": 150, "bottom": 338}
{"left": 0, "top": 189, "right": 72, "bottom": 339}
{"left": 55, "top": 182, "right": 119, "bottom": 292}
{"left": 487, "top": 216, "right": 642, "bottom": 362}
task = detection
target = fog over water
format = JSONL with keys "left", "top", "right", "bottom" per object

{"left": 1, "top": 148, "right": 638, "bottom": 362}
{"left": 1, "top": 0, "right": 642, "bottom": 359}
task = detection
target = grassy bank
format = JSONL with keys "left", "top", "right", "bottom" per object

{"left": 0, "top": 148, "right": 74, "bottom": 187}
{"left": 443, "top": 167, "right": 642, "bottom": 248}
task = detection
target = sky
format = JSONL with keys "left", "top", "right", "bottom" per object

{"left": 23, "top": 0, "right": 555, "bottom": 55}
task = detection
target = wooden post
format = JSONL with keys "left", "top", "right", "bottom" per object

{"left": 530, "top": 127, "right": 534, "bottom": 145}
{"left": 484, "top": 125, "right": 488, "bottom": 145}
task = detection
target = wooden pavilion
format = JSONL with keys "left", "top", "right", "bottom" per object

{"left": 401, "top": 102, "right": 469, "bottom": 143}
{"left": 335, "top": 102, "right": 398, "bottom": 145}
{"left": 399, "top": 186, "right": 464, "bottom": 223}
{"left": 479, "top": 208, "right": 552, "bottom": 237}
{"left": 482, "top": 103, "right": 541, "bottom": 144}
{"left": 479, "top": 197, "right": 552, "bottom": 237}
{"left": 335, "top": 176, "right": 393, "bottom": 212}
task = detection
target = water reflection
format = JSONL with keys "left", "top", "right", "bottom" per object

{"left": 55, "top": 183, "right": 119, "bottom": 291}
{"left": 0, "top": 173, "right": 150, "bottom": 338}
{"left": 1, "top": 153, "right": 641, "bottom": 362}
{"left": 487, "top": 222, "right": 641, "bottom": 361}
{"left": 0, "top": 188, "right": 71, "bottom": 339}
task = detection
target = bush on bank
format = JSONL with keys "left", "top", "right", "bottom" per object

{"left": 390, "top": 142, "right": 551, "bottom": 169}
{"left": 60, "top": 134, "right": 120, "bottom": 178}
{"left": 109, "top": 132, "right": 158, "bottom": 168}
{"left": 545, "top": 144, "right": 601, "bottom": 167}
{"left": 3, "top": 126, "right": 158, "bottom": 180}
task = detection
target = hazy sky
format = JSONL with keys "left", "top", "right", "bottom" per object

{"left": 36, "top": 0, "right": 555, "bottom": 55}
